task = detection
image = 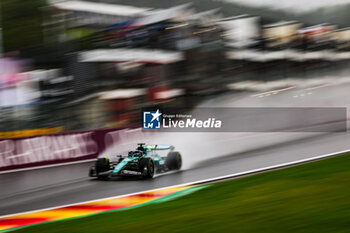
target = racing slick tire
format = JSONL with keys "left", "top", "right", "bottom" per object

{"left": 139, "top": 158, "right": 155, "bottom": 179}
{"left": 95, "top": 157, "right": 110, "bottom": 180}
{"left": 165, "top": 152, "right": 182, "bottom": 170}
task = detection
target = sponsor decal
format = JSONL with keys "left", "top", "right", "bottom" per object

{"left": 121, "top": 170, "right": 141, "bottom": 175}
{"left": 0, "top": 133, "right": 98, "bottom": 168}
{"left": 0, "top": 127, "right": 147, "bottom": 171}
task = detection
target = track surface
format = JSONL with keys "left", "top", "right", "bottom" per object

{"left": 1, "top": 80, "right": 350, "bottom": 216}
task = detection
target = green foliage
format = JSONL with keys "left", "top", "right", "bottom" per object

{"left": 1, "top": 0, "right": 46, "bottom": 52}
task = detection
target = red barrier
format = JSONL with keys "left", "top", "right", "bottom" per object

{"left": 0, "top": 127, "right": 141, "bottom": 172}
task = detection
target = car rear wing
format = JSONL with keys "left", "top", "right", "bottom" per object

{"left": 145, "top": 145, "right": 174, "bottom": 151}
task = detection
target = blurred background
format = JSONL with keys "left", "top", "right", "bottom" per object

{"left": 2, "top": 0, "right": 350, "bottom": 137}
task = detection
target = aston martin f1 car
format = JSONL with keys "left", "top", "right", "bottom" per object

{"left": 89, "top": 143, "right": 182, "bottom": 179}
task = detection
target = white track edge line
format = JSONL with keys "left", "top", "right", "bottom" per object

{"left": 0, "top": 148, "right": 348, "bottom": 219}
{"left": 0, "top": 159, "right": 96, "bottom": 175}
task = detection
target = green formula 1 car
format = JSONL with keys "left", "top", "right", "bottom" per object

{"left": 89, "top": 143, "right": 182, "bottom": 179}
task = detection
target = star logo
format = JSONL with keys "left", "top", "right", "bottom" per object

{"left": 150, "top": 109, "right": 162, "bottom": 122}
{"left": 143, "top": 110, "right": 162, "bottom": 129}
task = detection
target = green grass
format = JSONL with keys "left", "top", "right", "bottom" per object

{"left": 13, "top": 153, "right": 350, "bottom": 233}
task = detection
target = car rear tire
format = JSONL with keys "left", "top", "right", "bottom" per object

{"left": 165, "top": 152, "right": 182, "bottom": 170}
{"left": 139, "top": 158, "right": 155, "bottom": 178}
{"left": 95, "top": 157, "right": 110, "bottom": 180}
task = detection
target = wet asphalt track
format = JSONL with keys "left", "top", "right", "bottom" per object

{"left": 1, "top": 80, "right": 350, "bottom": 216}
{"left": 1, "top": 131, "right": 350, "bottom": 216}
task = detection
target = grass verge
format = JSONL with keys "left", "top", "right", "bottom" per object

{"left": 12, "top": 153, "right": 350, "bottom": 233}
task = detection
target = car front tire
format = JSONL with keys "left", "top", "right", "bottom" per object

{"left": 140, "top": 158, "right": 155, "bottom": 178}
